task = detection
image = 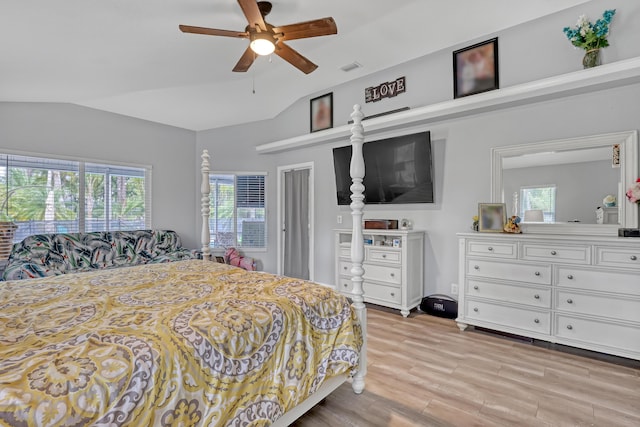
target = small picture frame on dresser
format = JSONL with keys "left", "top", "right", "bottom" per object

{"left": 478, "top": 203, "right": 506, "bottom": 232}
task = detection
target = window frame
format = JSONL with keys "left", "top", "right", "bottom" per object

{"left": 0, "top": 149, "right": 152, "bottom": 240}
{"left": 519, "top": 184, "right": 557, "bottom": 222}
{"left": 209, "top": 171, "right": 267, "bottom": 252}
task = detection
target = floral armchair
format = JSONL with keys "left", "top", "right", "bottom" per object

{"left": 2, "top": 229, "right": 199, "bottom": 281}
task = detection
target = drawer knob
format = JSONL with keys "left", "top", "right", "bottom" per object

{"left": 534, "top": 271, "right": 541, "bottom": 276}
{"left": 474, "top": 265, "right": 480, "bottom": 270}
{"left": 567, "top": 274, "right": 574, "bottom": 280}
{"left": 567, "top": 298, "right": 573, "bottom": 304}
{"left": 534, "top": 294, "right": 540, "bottom": 299}
{"left": 343, "top": 266, "right": 348, "bottom": 270}
{"left": 390, "top": 273, "right": 395, "bottom": 278}
{"left": 473, "top": 307, "right": 479, "bottom": 312}
{"left": 488, "top": 247, "right": 493, "bottom": 251}
{"left": 631, "top": 255, "right": 638, "bottom": 261}
{"left": 343, "top": 283, "right": 348, "bottom": 288}
{"left": 534, "top": 318, "right": 540, "bottom": 324}
{"left": 567, "top": 325, "right": 573, "bottom": 330}
{"left": 473, "top": 285, "right": 479, "bottom": 290}
{"left": 551, "top": 250, "right": 557, "bottom": 255}
{"left": 390, "top": 292, "right": 395, "bottom": 297}
{"left": 382, "top": 254, "right": 387, "bottom": 258}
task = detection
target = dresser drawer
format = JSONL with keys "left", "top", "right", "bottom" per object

{"left": 467, "top": 259, "right": 551, "bottom": 285}
{"left": 595, "top": 246, "right": 640, "bottom": 269}
{"left": 338, "top": 246, "right": 351, "bottom": 258}
{"left": 467, "top": 279, "right": 550, "bottom": 308}
{"left": 556, "top": 267, "right": 640, "bottom": 295}
{"left": 467, "top": 240, "right": 517, "bottom": 259}
{"left": 338, "top": 277, "right": 353, "bottom": 293}
{"left": 555, "top": 290, "right": 640, "bottom": 323}
{"left": 465, "top": 299, "right": 550, "bottom": 335}
{"left": 364, "top": 282, "right": 401, "bottom": 304}
{"left": 367, "top": 248, "right": 401, "bottom": 264}
{"left": 555, "top": 314, "right": 640, "bottom": 354}
{"left": 338, "top": 260, "right": 352, "bottom": 277}
{"left": 520, "top": 243, "right": 590, "bottom": 264}
{"left": 363, "top": 263, "right": 401, "bottom": 285}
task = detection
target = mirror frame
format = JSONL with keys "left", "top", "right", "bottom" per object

{"left": 491, "top": 130, "right": 638, "bottom": 236}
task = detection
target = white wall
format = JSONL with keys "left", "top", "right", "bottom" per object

{"left": 196, "top": 0, "right": 640, "bottom": 296}
{"left": 0, "top": 102, "right": 199, "bottom": 248}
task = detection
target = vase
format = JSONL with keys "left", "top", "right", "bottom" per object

{"left": 583, "top": 48, "right": 601, "bottom": 69}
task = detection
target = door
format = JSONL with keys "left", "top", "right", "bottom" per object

{"left": 277, "top": 163, "right": 314, "bottom": 280}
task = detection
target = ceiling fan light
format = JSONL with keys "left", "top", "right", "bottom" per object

{"left": 250, "top": 38, "right": 275, "bottom": 56}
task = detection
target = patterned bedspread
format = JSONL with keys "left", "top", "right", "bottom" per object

{"left": 0, "top": 260, "right": 362, "bottom": 426}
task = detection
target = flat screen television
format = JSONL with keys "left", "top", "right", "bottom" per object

{"left": 332, "top": 131, "right": 434, "bottom": 205}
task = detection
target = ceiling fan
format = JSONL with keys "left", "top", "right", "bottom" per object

{"left": 179, "top": 0, "right": 337, "bottom": 74}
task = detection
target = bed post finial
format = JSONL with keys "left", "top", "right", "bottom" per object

{"left": 201, "top": 150, "right": 211, "bottom": 260}
{"left": 349, "top": 104, "right": 367, "bottom": 394}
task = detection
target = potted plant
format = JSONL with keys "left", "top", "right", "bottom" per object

{"left": 563, "top": 9, "right": 616, "bottom": 68}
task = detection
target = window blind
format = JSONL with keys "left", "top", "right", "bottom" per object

{"left": 209, "top": 173, "right": 266, "bottom": 249}
{"left": 236, "top": 175, "right": 265, "bottom": 208}
{"left": 0, "top": 153, "right": 151, "bottom": 242}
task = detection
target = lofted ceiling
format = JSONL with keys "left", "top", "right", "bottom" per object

{"left": 1, "top": 0, "right": 590, "bottom": 131}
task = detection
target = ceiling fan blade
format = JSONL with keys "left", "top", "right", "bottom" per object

{"left": 237, "top": 0, "right": 267, "bottom": 31}
{"left": 179, "top": 25, "right": 248, "bottom": 38}
{"left": 232, "top": 46, "right": 257, "bottom": 72}
{"left": 272, "top": 18, "right": 337, "bottom": 41}
{"left": 275, "top": 42, "right": 318, "bottom": 74}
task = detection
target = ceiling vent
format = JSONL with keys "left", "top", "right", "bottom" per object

{"left": 340, "top": 61, "right": 363, "bottom": 72}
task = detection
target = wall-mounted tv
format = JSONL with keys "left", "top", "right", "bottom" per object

{"left": 332, "top": 131, "right": 434, "bottom": 205}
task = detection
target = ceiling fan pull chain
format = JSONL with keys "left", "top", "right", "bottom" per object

{"left": 252, "top": 68, "right": 256, "bottom": 94}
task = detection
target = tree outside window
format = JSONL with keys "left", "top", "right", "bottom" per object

{"left": 1, "top": 154, "right": 149, "bottom": 242}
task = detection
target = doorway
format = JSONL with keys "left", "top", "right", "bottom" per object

{"left": 277, "top": 162, "right": 314, "bottom": 280}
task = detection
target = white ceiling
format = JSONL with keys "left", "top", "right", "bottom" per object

{"left": 1, "top": 0, "right": 590, "bottom": 131}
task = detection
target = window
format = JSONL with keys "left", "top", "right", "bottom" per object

{"left": 85, "top": 163, "right": 149, "bottom": 232}
{"left": 0, "top": 153, "right": 150, "bottom": 242}
{"left": 520, "top": 185, "right": 556, "bottom": 222}
{"left": 210, "top": 173, "right": 266, "bottom": 249}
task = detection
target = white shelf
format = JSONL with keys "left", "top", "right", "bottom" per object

{"left": 256, "top": 56, "right": 640, "bottom": 154}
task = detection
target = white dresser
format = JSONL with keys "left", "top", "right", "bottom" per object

{"left": 335, "top": 229, "right": 424, "bottom": 317}
{"left": 457, "top": 232, "right": 640, "bottom": 360}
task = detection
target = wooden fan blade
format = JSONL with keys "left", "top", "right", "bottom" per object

{"left": 232, "top": 46, "right": 256, "bottom": 72}
{"left": 275, "top": 42, "right": 318, "bottom": 74}
{"left": 272, "top": 18, "right": 337, "bottom": 41}
{"left": 179, "top": 25, "right": 248, "bottom": 38}
{"left": 237, "top": 0, "right": 267, "bottom": 31}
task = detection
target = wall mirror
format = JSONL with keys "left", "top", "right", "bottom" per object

{"left": 491, "top": 131, "right": 638, "bottom": 236}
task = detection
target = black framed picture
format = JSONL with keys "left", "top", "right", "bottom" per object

{"left": 453, "top": 38, "right": 499, "bottom": 99}
{"left": 310, "top": 92, "right": 333, "bottom": 132}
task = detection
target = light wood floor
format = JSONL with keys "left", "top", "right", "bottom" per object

{"left": 293, "top": 306, "right": 640, "bottom": 427}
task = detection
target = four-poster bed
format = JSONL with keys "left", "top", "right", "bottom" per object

{"left": 0, "top": 105, "right": 367, "bottom": 426}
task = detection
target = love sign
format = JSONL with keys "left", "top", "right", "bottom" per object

{"left": 365, "top": 77, "right": 406, "bottom": 103}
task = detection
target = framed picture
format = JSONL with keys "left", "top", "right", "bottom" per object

{"left": 478, "top": 203, "right": 506, "bottom": 233}
{"left": 310, "top": 92, "right": 333, "bottom": 132}
{"left": 453, "top": 38, "right": 499, "bottom": 99}
{"left": 215, "top": 256, "right": 225, "bottom": 264}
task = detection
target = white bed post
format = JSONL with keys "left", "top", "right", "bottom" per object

{"left": 349, "top": 104, "right": 367, "bottom": 394}
{"left": 201, "top": 150, "right": 211, "bottom": 261}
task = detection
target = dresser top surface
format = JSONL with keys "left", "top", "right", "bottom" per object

{"left": 457, "top": 232, "right": 640, "bottom": 246}
{"left": 336, "top": 228, "right": 425, "bottom": 235}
